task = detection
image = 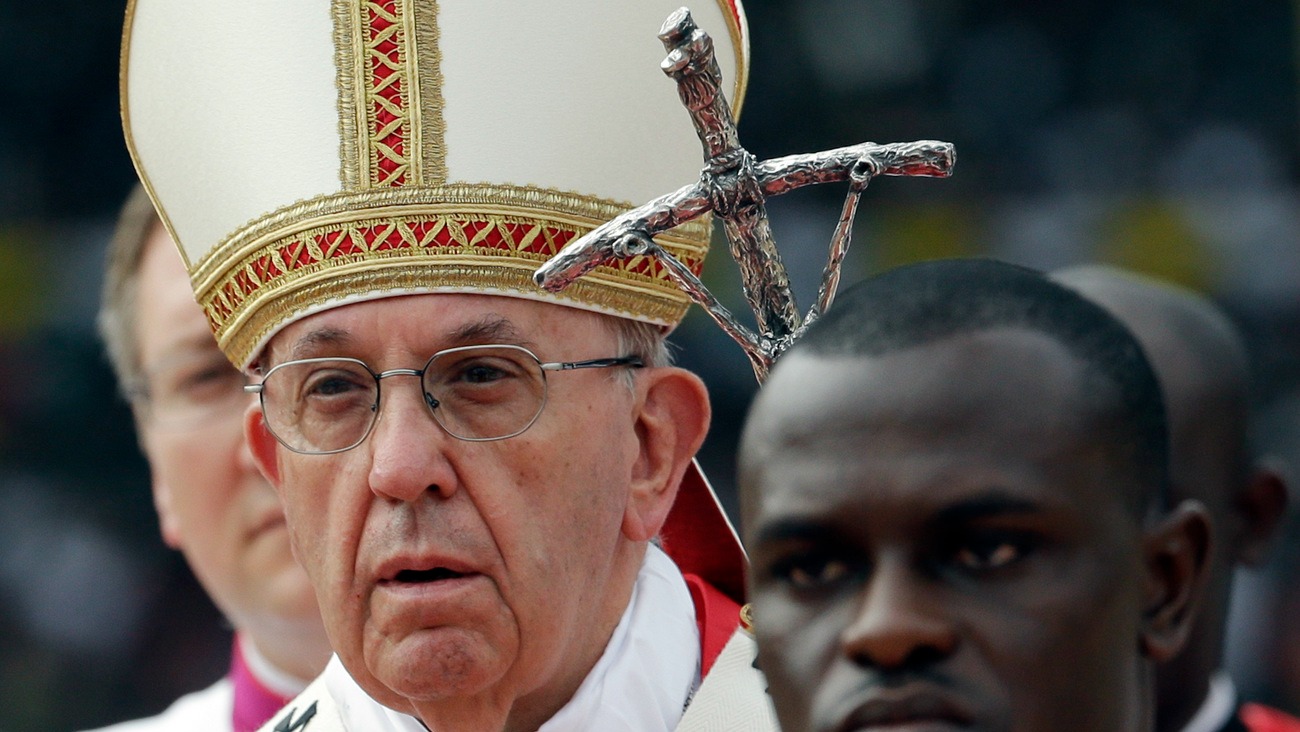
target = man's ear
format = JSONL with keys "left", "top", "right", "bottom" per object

{"left": 150, "top": 476, "right": 184, "bottom": 549}
{"left": 245, "top": 403, "right": 283, "bottom": 488}
{"left": 1234, "top": 460, "right": 1289, "bottom": 566}
{"left": 1140, "top": 498, "right": 1212, "bottom": 662}
{"left": 621, "top": 367, "right": 711, "bottom": 542}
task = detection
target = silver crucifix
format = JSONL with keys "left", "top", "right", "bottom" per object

{"left": 534, "top": 7, "right": 955, "bottom": 381}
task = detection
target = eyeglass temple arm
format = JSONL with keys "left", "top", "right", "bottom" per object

{"left": 542, "top": 356, "right": 645, "bottom": 371}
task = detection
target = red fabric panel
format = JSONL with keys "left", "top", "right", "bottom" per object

{"left": 683, "top": 573, "right": 741, "bottom": 676}
{"left": 659, "top": 460, "right": 748, "bottom": 605}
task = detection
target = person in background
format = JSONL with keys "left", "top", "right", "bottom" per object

{"left": 739, "top": 258, "right": 1212, "bottom": 732}
{"left": 1055, "top": 265, "right": 1297, "bottom": 732}
{"left": 88, "top": 186, "right": 332, "bottom": 731}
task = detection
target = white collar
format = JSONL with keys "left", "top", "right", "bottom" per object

{"left": 323, "top": 544, "right": 701, "bottom": 731}
{"left": 1179, "top": 671, "right": 1237, "bottom": 732}
{"left": 238, "top": 633, "right": 311, "bottom": 698}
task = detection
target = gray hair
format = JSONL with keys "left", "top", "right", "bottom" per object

{"left": 98, "top": 185, "right": 161, "bottom": 405}
{"left": 606, "top": 316, "right": 673, "bottom": 390}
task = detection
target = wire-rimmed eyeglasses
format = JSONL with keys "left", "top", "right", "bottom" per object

{"left": 244, "top": 344, "right": 644, "bottom": 455}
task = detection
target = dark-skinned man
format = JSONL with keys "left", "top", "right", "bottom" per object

{"left": 739, "top": 258, "right": 1212, "bottom": 732}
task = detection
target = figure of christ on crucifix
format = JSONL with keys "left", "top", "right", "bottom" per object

{"left": 534, "top": 7, "right": 955, "bottom": 381}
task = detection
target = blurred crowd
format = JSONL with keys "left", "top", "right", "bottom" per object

{"left": 2, "top": 1, "right": 1299, "bottom": 729}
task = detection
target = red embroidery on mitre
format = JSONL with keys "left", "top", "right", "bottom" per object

{"left": 367, "top": 0, "right": 408, "bottom": 187}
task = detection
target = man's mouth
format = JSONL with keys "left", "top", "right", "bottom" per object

{"left": 831, "top": 685, "right": 974, "bottom": 732}
{"left": 392, "top": 567, "right": 468, "bottom": 583}
{"left": 373, "top": 551, "right": 484, "bottom": 596}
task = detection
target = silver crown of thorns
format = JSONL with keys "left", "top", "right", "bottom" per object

{"left": 534, "top": 7, "right": 955, "bottom": 382}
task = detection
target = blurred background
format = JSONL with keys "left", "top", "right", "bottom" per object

{"left": 2, "top": 0, "right": 1300, "bottom": 729}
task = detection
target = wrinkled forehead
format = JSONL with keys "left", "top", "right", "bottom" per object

{"left": 258, "top": 292, "right": 617, "bottom": 368}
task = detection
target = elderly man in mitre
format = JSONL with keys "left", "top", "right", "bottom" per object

{"left": 120, "top": 1, "right": 776, "bottom": 730}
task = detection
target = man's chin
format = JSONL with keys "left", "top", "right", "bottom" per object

{"left": 361, "top": 626, "right": 513, "bottom": 707}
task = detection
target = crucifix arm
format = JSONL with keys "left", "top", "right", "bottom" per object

{"left": 756, "top": 140, "right": 955, "bottom": 197}
{"left": 534, "top": 182, "right": 714, "bottom": 291}
{"left": 535, "top": 139, "right": 955, "bottom": 292}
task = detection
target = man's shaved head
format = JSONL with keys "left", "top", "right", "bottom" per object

{"left": 1054, "top": 264, "right": 1288, "bottom": 732}
{"left": 794, "top": 257, "right": 1170, "bottom": 515}
{"left": 1053, "top": 265, "right": 1251, "bottom": 503}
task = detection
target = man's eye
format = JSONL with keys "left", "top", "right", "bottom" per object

{"left": 303, "top": 371, "right": 367, "bottom": 397}
{"left": 952, "top": 534, "right": 1030, "bottom": 571}
{"left": 180, "top": 364, "right": 230, "bottom": 388}
{"left": 773, "top": 554, "right": 854, "bottom": 590}
{"left": 445, "top": 356, "right": 524, "bottom": 385}
{"left": 163, "top": 364, "right": 244, "bottom": 403}
{"left": 462, "top": 364, "right": 508, "bottom": 384}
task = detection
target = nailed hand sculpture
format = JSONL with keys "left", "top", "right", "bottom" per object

{"left": 534, "top": 7, "right": 955, "bottom": 381}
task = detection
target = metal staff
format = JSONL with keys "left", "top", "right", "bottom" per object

{"left": 534, "top": 7, "right": 955, "bottom": 381}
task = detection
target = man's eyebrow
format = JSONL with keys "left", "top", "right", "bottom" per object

{"left": 448, "top": 316, "right": 534, "bottom": 349}
{"left": 150, "top": 332, "right": 225, "bottom": 366}
{"left": 929, "top": 492, "right": 1044, "bottom": 525}
{"left": 286, "top": 328, "right": 353, "bottom": 361}
{"left": 751, "top": 517, "right": 832, "bottom": 547}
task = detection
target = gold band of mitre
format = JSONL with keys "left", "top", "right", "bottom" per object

{"left": 194, "top": 185, "right": 711, "bottom": 368}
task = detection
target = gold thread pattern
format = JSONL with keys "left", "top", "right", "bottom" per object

{"left": 191, "top": 183, "right": 710, "bottom": 288}
{"left": 333, "top": 0, "right": 361, "bottom": 189}
{"left": 363, "top": 0, "right": 412, "bottom": 187}
{"left": 226, "top": 263, "right": 691, "bottom": 368}
{"left": 410, "top": 0, "right": 446, "bottom": 184}
{"left": 201, "top": 210, "right": 703, "bottom": 366}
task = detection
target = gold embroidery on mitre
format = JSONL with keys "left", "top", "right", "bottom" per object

{"left": 335, "top": 0, "right": 365, "bottom": 189}
{"left": 364, "top": 0, "right": 412, "bottom": 187}
{"left": 410, "top": 0, "right": 447, "bottom": 184}
{"left": 336, "top": 0, "right": 445, "bottom": 189}
{"left": 223, "top": 258, "right": 694, "bottom": 369}
{"left": 193, "top": 184, "right": 710, "bottom": 367}
{"left": 191, "top": 183, "right": 709, "bottom": 288}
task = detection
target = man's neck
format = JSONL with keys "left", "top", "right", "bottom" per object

{"left": 238, "top": 634, "right": 314, "bottom": 697}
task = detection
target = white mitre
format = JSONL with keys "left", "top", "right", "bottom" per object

{"left": 122, "top": 0, "right": 747, "bottom": 368}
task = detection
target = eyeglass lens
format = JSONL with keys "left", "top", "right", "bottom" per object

{"left": 258, "top": 345, "right": 548, "bottom": 453}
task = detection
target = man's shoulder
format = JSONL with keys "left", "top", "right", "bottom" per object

{"left": 81, "top": 677, "right": 234, "bottom": 732}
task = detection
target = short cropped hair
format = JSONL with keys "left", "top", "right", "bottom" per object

{"left": 98, "top": 185, "right": 162, "bottom": 405}
{"left": 792, "top": 258, "right": 1169, "bottom": 513}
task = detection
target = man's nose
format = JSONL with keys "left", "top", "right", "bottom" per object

{"left": 367, "top": 375, "right": 459, "bottom": 503}
{"left": 840, "top": 556, "right": 958, "bottom": 670}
